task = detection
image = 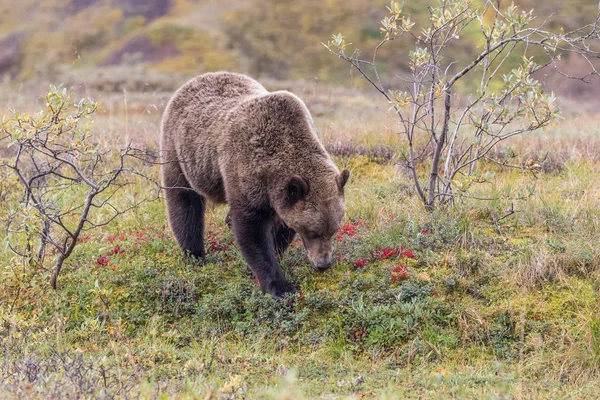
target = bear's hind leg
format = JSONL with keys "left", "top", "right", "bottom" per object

{"left": 273, "top": 224, "right": 296, "bottom": 255}
{"left": 224, "top": 210, "right": 232, "bottom": 229}
{"left": 163, "top": 163, "right": 206, "bottom": 259}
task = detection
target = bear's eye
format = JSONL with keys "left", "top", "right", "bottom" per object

{"left": 306, "top": 231, "right": 320, "bottom": 240}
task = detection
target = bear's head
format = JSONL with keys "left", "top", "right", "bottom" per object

{"left": 278, "top": 169, "right": 350, "bottom": 271}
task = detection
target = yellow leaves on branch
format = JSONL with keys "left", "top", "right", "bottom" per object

{"left": 381, "top": 1, "right": 413, "bottom": 39}
{"left": 3, "top": 85, "right": 99, "bottom": 152}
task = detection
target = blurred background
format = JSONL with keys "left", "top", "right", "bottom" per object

{"left": 0, "top": 0, "right": 598, "bottom": 102}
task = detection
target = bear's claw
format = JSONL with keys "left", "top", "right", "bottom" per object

{"left": 224, "top": 212, "right": 232, "bottom": 229}
{"left": 266, "top": 280, "right": 298, "bottom": 300}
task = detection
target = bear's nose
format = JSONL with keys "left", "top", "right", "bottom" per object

{"left": 316, "top": 260, "right": 333, "bottom": 271}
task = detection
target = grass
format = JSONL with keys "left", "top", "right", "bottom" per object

{"left": 2, "top": 80, "right": 600, "bottom": 399}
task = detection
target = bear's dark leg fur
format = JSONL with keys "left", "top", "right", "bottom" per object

{"left": 227, "top": 211, "right": 295, "bottom": 256}
{"left": 163, "top": 162, "right": 206, "bottom": 259}
{"left": 229, "top": 209, "right": 296, "bottom": 299}
{"left": 224, "top": 210, "right": 232, "bottom": 229}
{"left": 273, "top": 224, "right": 296, "bottom": 255}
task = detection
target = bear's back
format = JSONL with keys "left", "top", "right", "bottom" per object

{"left": 188, "top": 72, "right": 267, "bottom": 100}
{"left": 161, "top": 72, "right": 269, "bottom": 202}
{"left": 164, "top": 72, "right": 268, "bottom": 130}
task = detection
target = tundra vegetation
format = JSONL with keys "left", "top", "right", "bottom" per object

{"left": 1, "top": 0, "right": 600, "bottom": 399}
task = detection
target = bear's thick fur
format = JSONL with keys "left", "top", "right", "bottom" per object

{"left": 160, "top": 72, "right": 349, "bottom": 299}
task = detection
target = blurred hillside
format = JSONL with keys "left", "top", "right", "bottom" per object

{"left": 0, "top": 0, "right": 598, "bottom": 97}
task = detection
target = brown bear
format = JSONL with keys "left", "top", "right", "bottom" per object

{"left": 160, "top": 72, "right": 349, "bottom": 299}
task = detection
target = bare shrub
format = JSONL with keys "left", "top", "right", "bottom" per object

{"left": 326, "top": 0, "right": 600, "bottom": 210}
{"left": 0, "top": 85, "right": 159, "bottom": 288}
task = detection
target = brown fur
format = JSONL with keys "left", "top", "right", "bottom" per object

{"left": 160, "top": 72, "right": 349, "bottom": 299}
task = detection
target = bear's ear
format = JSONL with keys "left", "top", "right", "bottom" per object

{"left": 286, "top": 176, "right": 309, "bottom": 204}
{"left": 337, "top": 169, "right": 350, "bottom": 190}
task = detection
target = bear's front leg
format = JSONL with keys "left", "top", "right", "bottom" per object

{"left": 229, "top": 209, "right": 297, "bottom": 299}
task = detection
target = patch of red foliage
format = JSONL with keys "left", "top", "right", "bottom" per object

{"left": 371, "top": 247, "right": 399, "bottom": 260}
{"left": 206, "top": 231, "right": 229, "bottom": 253}
{"left": 108, "top": 245, "right": 126, "bottom": 256}
{"left": 400, "top": 246, "right": 414, "bottom": 259}
{"left": 77, "top": 234, "right": 92, "bottom": 244}
{"left": 95, "top": 243, "right": 126, "bottom": 268}
{"left": 106, "top": 234, "right": 126, "bottom": 243}
{"left": 96, "top": 255, "right": 110, "bottom": 267}
{"left": 336, "top": 220, "right": 365, "bottom": 242}
{"left": 421, "top": 229, "right": 433, "bottom": 235}
{"left": 208, "top": 240, "right": 228, "bottom": 253}
{"left": 391, "top": 263, "right": 409, "bottom": 282}
{"left": 353, "top": 245, "right": 414, "bottom": 270}
{"left": 129, "top": 229, "right": 169, "bottom": 251}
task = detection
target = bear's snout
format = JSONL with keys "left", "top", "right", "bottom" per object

{"left": 315, "top": 259, "right": 333, "bottom": 271}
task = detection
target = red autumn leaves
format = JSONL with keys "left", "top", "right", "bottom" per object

{"left": 371, "top": 246, "right": 414, "bottom": 261}
{"left": 391, "top": 264, "right": 409, "bottom": 282}
{"left": 106, "top": 234, "right": 126, "bottom": 243}
{"left": 353, "top": 245, "right": 414, "bottom": 269}
{"left": 95, "top": 255, "right": 110, "bottom": 267}
{"left": 95, "top": 244, "right": 126, "bottom": 267}
{"left": 354, "top": 246, "right": 415, "bottom": 268}
{"left": 353, "top": 259, "right": 369, "bottom": 268}
{"left": 354, "top": 244, "right": 415, "bottom": 283}
{"left": 95, "top": 228, "right": 235, "bottom": 268}
{"left": 206, "top": 231, "right": 230, "bottom": 253}
{"left": 372, "top": 247, "right": 414, "bottom": 283}
{"left": 337, "top": 219, "right": 422, "bottom": 283}
{"left": 336, "top": 220, "right": 365, "bottom": 242}
{"left": 95, "top": 229, "right": 172, "bottom": 267}
{"left": 95, "top": 233, "right": 130, "bottom": 266}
